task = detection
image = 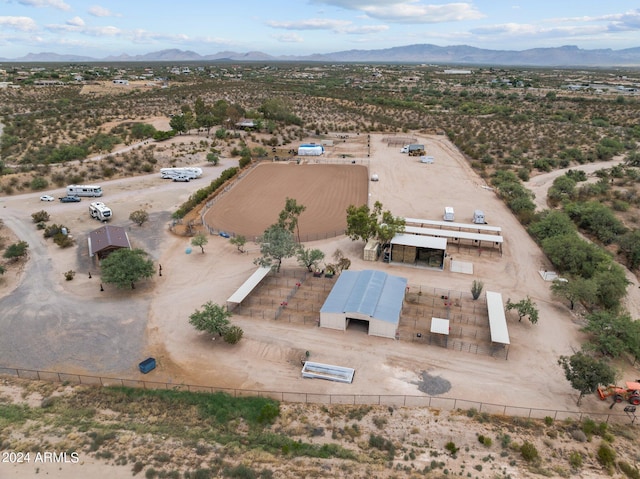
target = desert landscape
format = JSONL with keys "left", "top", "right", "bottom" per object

{"left": 2, "top": 125, "right": 640, "bottom": 478}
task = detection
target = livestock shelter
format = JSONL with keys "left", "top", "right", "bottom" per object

{"left": 226, "top": 266, "right": 272, "bottom": 311}
{"left": 87, "top": 225, "right": 131, "bottom": 260}
{"left": 388, "top": 233, "right": 447, "bottom": 269}
{"left": 320, "top": 270, "right": 407, "bottom": 339}
{"left": 486, "top": 291, "right": 510, "bottom": 359}
{"left": 297, "top": 143, "right": 324, "bottom": 156}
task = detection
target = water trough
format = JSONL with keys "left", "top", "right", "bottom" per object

{"left": 301, "top": 361, "right": 355, "bottom": 384}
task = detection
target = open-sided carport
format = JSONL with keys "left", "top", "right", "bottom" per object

{"left": 388, "top": 233, "right": 447, "bottom": 269}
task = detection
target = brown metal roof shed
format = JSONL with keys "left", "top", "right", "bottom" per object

{"left": 88, "top": 225, "right": 131, "bottom": 260}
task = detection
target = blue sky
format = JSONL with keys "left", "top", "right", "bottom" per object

{"left": 1, "top": 0, "right": 639, "bottom": 58}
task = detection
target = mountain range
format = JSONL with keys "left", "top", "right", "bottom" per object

{"left": 2, "top": 44, "right": 640, "bottom": 67}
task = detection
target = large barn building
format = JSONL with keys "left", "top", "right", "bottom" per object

{"left": 319, "top": 270, "right": 407, "bottom": 339}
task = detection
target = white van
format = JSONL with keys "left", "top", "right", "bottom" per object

{"left": 443, "top": 207, "right": 455, "bottom": 222}
{"left": 400, "top": 145, "right": 409, "bottom": 153}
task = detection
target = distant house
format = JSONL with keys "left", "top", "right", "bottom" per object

{"left": 88, "top": 225, "right": 131, "bottom": 260}
{"left": 112, "top": 79, "right": 129, "bottom": 85}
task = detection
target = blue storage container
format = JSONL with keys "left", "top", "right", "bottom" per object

{"left": 138, "top": 357, "right": 156, "bottom": 374}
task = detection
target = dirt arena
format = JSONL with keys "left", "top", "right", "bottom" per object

{"left": 203, "top": 162, "right": 369, "bottom": 240}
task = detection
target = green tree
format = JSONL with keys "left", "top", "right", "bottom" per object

{"left": 528, "top": 210, "right": 575, "bottom": 243}
{"left": 277, "top": 198, "right": 306, "bottom": 243}
{"left": 230, "top": 234, "right": 247, "bottom": 253}
{"left": 582, "top": 310, "right": 634, "bottom": 358}
{"left": 591, "top": 264, "right": 629, "bottom": 310}
{"left": 377, "top": 209, "right": 406, "bottom": 246}
{"left": 169, "top": 114, "right": 187, "bottom": 135}
{"left": 558, "top": 352, "right": 616, "bottom": 406}
{"left": 296, "top": 246, "right": 325, "bottom": 272}
{"left": 129, "top": 209, "right": 149, "bottom": 226}
{"left": 130, "top": 123, "right": 157, "bottom": 139}
{"left": 189, "top": 301, "right": 231, "bottom": 338}
{"left": 617, "top": 229, "right": 640, "bottom": 270}
{"left": 100, "top": 248, "right": 155, "bottom": 289}
{"left": 550, "top": 277, "right": 597, "bottom": 310}
{"left": 345, "top": 204, "right": 377, "bottom": 243}
{"left": 206, "top": 151, "right": 219, "bottom": 166}
{"left": 30, "top": 176, "right": 48, "bottom": 191}
{"left": 506, "top": 296, "right": 539, "bottom": 324}
{"left": 191, "top": 233, "right": 209, "bottom": 254}
{"left": 3, "top": 241, "right": 28, "bottom": 261}
{"left": 254, "top": 224, "right": 297, "bottom": 272}
{"left": 0, "top": 264, "right": 5, "bottom": 275}
{"left": 547, "top": 175, "right": 576, "bottom": 206}
{"left": 541, "top": 233, "right": 611, "bottom": 278}
{"left": 565, "top": 201, "right": 627, "bottom": 245}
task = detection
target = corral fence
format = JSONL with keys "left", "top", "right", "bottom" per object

{"left": 383, "top": 135, "right": 418, "bottom": 147}
{"left": 0, "top": 367, "right": 634, "bottom": 425}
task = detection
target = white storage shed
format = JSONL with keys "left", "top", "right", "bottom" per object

{"left": 320, "top": 270, "right": 407, "bottom": 339}
{"left": 297, "top": 144, "right": 324, "bottom": 156}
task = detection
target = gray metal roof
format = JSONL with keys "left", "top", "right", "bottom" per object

{"left": 320, "top": 270, "right": 407, "bottom": 324}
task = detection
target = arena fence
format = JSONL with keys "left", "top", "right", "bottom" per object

{"left": 0, "top": 367, "right": 635, "bottom": 425}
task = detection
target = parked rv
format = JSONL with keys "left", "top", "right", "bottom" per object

{"left": 443, "top": 206, "right": 455, "bottom": 222}
{"left": 89, "top": 202, "right": 112, "bottom": 222}
{"left": 66, "top": 184, "right": 102, "bottom": 197}
{"left": 160, "top": 167, "right": 202, "bottom": 179}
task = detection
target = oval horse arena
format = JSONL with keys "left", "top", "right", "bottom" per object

{"left": 203, "top": 162, "right": 369, "bottom": 241}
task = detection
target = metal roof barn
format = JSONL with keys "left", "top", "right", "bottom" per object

{"left": 320, "top": 270, "right": 407, "bottom": 339}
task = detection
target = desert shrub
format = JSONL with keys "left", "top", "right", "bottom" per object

{"left": 544, "top": 416, "right": 554, "bottom": 426}
{"left": 445, "top": 441, "right": 459, "bottom": 455}
{"left": 372, "top": 416, "right": 387, "bottom": 429}
{"left": 30, "top": 176, "right": 48, "bottom": 190}
{"left": 223, "top": 464, "right": 257, "bottom": 478}
{"left": 53, "top": 232, "right": 74, "bottom": 248}
{"left": 132, "top": 461, "right": 144, "bottom": 475}
{"left": 64, "top": 270, "right": 75, "bottom": 281}
{"left": 568, "top": 451, "right": 583, "bottom": 469}
{"left": 596, "top": 442, "right": 616, "bottom": 467}
{"left": 619, "top": 461, "right": 640, "bottom": 479}
{"left": 477, "top": 434, "right": 492, "bottom": 447}
{"left": 31, "top": 210, "right": 50, "bottom": 223}
{"left": 520, "top": 442, "right": 539, "bottom": 462}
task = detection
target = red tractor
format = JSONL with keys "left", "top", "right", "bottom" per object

{"left": 597, "top": 381, "right": 640, "bottom": 406}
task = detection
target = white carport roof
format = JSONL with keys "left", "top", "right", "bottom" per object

{"left": 403, "top": 225, "right": 503, "bottom": 244}
{"left": 227, "top": 266, "right": 271, "bottom": 305}
{"left": 486, "top": 291, "right": 510, "bottom": 345}
{"left": 391, "top": 233, "right": 447, "bottom": 250}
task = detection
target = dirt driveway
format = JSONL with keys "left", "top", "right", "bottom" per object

{"left": 1, "top": 132, "right": 636, "bottom": 414}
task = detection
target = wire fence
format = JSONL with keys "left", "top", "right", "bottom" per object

{"left": 0, "top": 366, "right": 634, "bottom": 425}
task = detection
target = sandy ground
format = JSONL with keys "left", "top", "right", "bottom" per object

{"left": 2, "top": 130, "right": 640, "bottom": 478}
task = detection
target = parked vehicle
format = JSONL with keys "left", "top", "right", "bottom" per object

{"left": 40, "top": 195, "right": 55, "bottom": 202}
{"left": 89, "top": 201, "right": 112, "bottom": 222}
{"left": 160, "top": 167, "right": 202, "bottom": 179}
{"left": 597, "top": 381, "right": 640, "bottom": 406}
{"left": 66, "top": 184, "right": 102, "bottom": 197}
{"left": 473, "top": 210, "right": 485, "bottom": 224}
{"left": 172, "top": 174, "right": 191, "bottom": 182}
{"left": 59, "top": 195, "right": 81, "bottom": 203}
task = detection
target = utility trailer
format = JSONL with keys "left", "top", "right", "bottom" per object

{"left": 89, "top": 201, "right": 112, "bottom": 222}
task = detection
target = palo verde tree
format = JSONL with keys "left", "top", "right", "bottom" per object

{"left": 550, "top": 277, "right": 597, "bottom": 311}
{"left": 558, "top": 351, "right": 616, "bottom": 406}
{"left": 254, "top": 224, "right": 297, "bottom": 272}
{"left": 229, "top": 234, "right": 247, "bottom": 253}
{"left": 191, "top": 233, "right": 209, "bottom": 254}
{"left": 277, "top": 197, "right": 306, "bottom": 243}
{"left": 506, "top": 296, "right": 539, "bottom": 324}
{"left": 100, "top": 248, "right": 155, "bottom": 289}
{"left": 297, "top": 246, "right": 325, "bottom": 272}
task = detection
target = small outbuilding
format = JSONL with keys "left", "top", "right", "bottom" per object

{"left": 88, "top": 225, "right": 131, "bottom": 260}
{"left": 319, "top": 270, "right": 407, "bottom": 339}
{"left": 297, "top": 143, "right": 324, "bottom": 156}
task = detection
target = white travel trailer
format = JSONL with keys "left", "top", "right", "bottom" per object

{"left": 473, "top": 210, "right": 485, "bottom": 224}
{"left": 160, "top": 167, "right": 202, "bottom": 179}
{"left": 443, "top": 206, "right": 455, "bottom": 222}
{"left": 89, "top": 202, "right": 112, "bottom": 222}
{"left": 66, "top": 184, "right": 103, "bottom": 197}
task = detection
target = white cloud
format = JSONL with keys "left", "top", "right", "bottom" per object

{"left": 310, "top": 1, "right": 485, "bottom": 23}
{"left": 88, "top": 5, "right": 119, "bottom": 18}
{"left": 272, "top": 33, "right": 304, "bottom": 43}
{"left": 267, "top": 18, "right": 386, "bottom": 34}
{"left": 66, "top": 16, "right": 85, "bottom": 27}
{"left": 18, "top": 0, "right": 71, "bottom": 11}
{"left": 0, "top": 16, "right": 38, "bottom": 31}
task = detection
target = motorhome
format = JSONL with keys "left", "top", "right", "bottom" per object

{"left": 89, "top": 202, "right": 112, "bottom": 222}
{"left": 66, "top": 184, "right": 103, "bottom": 197}
{"left": 160, "top": 167, "right": 202, "bottom": 179}
{"left": 443, "top": 206, "right": 455, "bottom": 222}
